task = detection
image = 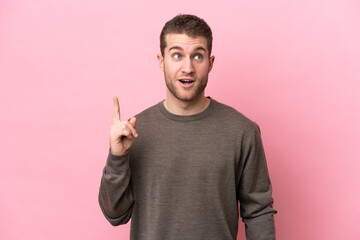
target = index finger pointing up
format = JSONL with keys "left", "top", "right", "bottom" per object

{"left": 113, "top": 96, "right": 120, "bottom": 121}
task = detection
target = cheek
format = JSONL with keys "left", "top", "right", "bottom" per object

{"left": 196, "top": 64, "right": 210, "bottom": 74}
{"left": 165, "top": 62, "right": 180, "bottom": 76}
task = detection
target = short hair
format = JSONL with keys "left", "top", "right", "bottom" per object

{"left": 160, "top": 14, "right": 213, "bottom": 57}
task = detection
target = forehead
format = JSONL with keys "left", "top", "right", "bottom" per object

{"left": 165, "top": 33, "right": 208, "bottom": 52}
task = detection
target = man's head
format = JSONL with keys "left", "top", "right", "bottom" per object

{"left": 157, "top": 15, "right": 215, "bottom": 104}
{"left": 160, "top": 14, "right": 213, "bottom": 57}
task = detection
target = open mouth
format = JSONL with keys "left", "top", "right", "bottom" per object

{"left": 179, "top": 79, "right": 195, "bottom": 84}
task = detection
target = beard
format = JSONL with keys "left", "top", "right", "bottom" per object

{"left": 164, "top": 71, "right": 208, "bottom": 102}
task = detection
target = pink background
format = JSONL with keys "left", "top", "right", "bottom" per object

{"left": 1, "top": 0, "right": 359, "bottom": 239}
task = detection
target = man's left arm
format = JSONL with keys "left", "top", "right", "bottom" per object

{"left": 237, "top": 124, "right": 277, "bottom": 240}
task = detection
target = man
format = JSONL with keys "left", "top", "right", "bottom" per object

{"left": 99, "top": 14, "right": 277, "bottom": 240}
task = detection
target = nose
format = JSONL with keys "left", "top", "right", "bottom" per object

{"left": 181, "top": 57, "right": 194, "bottom": 74}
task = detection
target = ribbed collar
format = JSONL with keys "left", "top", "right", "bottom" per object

{"left": 158, "top": 97, "right": 216, "bottom": 122}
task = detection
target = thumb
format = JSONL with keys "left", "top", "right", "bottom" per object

{"left": 129, "top": 117, "right": 137, "bottom": 127}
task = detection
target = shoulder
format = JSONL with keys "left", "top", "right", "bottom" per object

{"left": 211, "top": 99, "right": 260, "bottom": 133}
{"left": 133, "top": 101, "right": 164, "bottom": 128}
{"left": 135, "top": 101, "right": 161, "bottom": 118}
{"left": 209, "top": 99, "right": 263, "bottom": 149}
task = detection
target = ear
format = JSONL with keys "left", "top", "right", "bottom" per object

{"left": 157, "top": 54, "right": 164, "bottom": 72}
{"left": 208, "top": 55, "right": 215, "bottom": 73}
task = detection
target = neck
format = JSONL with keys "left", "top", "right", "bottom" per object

{"left": 164, "top": 93, "right": 210, "bottom": 116}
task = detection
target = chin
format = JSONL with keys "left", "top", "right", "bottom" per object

{"left": 166, "top": 81, "right": 205, "bottom": 103}
{"left": 176, "top": 93, "right": 202, "bottom": 102}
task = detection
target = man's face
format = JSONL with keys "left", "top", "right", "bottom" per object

{"left": 158, "top": 33, "right": 215, "bottom": 102}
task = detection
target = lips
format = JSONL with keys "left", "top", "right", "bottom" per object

{"left": 179, "top": 79, "right": 195, "bottom": 84}
{"left": 178, "top": 78, "right": 195, "bottom": 88}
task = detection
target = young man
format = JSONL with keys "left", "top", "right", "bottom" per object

{"left": 99, "top": 14, "right": 277, "bottom": 240}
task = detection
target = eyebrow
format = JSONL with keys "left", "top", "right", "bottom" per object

{"left": 194, "top": 46, "right": 207, "bottom": 52}
{"left": 168, "top": 46, "right": 183, "bottom": 52}
{"left": 168, "top": 46, "right": 207, "bottom": 53}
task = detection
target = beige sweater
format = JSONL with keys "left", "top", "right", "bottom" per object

{"left": 99, "top": 98, "right": 277, "bottom": 240}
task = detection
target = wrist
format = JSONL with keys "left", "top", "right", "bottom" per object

{"left": 109, "top": 147, "right": 127, "bottom": 157}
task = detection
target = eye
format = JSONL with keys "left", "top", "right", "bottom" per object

{"left": 194, "top": 54, "right": 203, "bottom": 60}
{"left": 173, "top": 53, "right": 182, "bottom": 60}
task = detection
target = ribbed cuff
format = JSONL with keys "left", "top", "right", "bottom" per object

{"left": 105, "top": 150, "right": 130, "bottom": 173}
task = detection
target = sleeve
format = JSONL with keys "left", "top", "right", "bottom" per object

{"left": 237, "top": 124, "right": 277, "bottom": 240}
{"left": 98, "top": 150, "right": 134, "bottom": 226}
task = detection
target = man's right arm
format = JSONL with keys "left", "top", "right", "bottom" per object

{"left": 99, "top": 151, "right": 134, "bottom": 225}
{"left": 98, "top": 96, "right": 138, "bottom": 226}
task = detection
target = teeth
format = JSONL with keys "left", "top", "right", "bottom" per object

{"left": 180, "top": 79, "right": 194, "bottom": 83}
